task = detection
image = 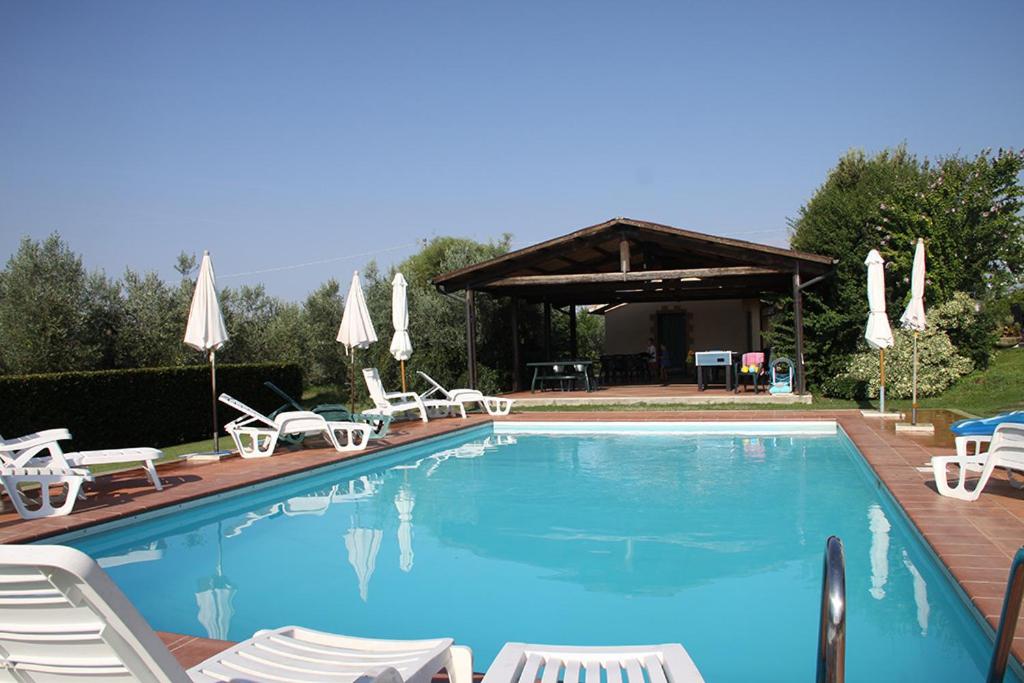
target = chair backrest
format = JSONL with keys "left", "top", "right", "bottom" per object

{"left": 742, "top": 352, "right": 765, "bottom": 367}
{"left": 218, "top": 393, "right": 276, "bottom": 429}
{"left": 416, "top": 371, "right": 450, "bottom": 400}
{"left": 992, "top": 423, "right": 1024, "bottom": 471}
{"left": 0, "top": 544, "right": 190, "bottom": 681}
{"left": 362, "top": 368, "right": 390, "bottom": 409}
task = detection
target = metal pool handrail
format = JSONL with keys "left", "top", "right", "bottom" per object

{"left": 988, "top": 546, "right": 1024, "bottom": 683}
{"left": 817, "top": 536, "right": 846, "bottom": 683}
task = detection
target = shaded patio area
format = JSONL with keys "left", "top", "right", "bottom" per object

{"left": 504, "top": 382, "right": 812, "bottom": 405}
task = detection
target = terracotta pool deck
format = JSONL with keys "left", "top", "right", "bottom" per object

{"left": 2, "top": 409, "right": 1022, "bottom": 671}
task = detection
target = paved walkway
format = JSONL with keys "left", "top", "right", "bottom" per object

{"left": 2, "top": 410, "right": 1021, "bottom": 669}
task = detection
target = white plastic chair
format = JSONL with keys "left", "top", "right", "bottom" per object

{"left": 417, "top": 371, "right": 515, "bottom": 416}
{"left": 0, "top": 544, "right": 474, "bottom": 683}
{"left": 0, "top": 428, "right": 163, "bottom": 490}
{"left": 362, "top": 369, "right": 440, "bottom": 422}
{"left": 0, "top": 465, "right": 93, "bottom": 519}
{"left": 220, "top": 394, "right": 372, "bottom": 458}
{"left": 932, "top": 423, "right": 1024, "bottom": 501}
{"left": 482, "top": 643, "right": 705, "bottom": 683}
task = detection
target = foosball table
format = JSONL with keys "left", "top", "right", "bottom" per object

{"left": 695, "top": 350, "right": 736, "bottom": 391}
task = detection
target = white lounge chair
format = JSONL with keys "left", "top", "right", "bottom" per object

{"left": 0, "top": 465, "right": 93, "bottom": 520}
{"left": 363, "top": 368, "right": 464, "bottom": 422}
{"left": 220, "top": 394, "right": 372, "bottom": 458}
{"left": 417, "top": 371, "right": 514, "bottom": 416}
{"left": 932, "top": 423, "right": 1024, "bottom": 501}
{"left": 0, "top": 544, "right": 474, "bottom": 683}
{"left": 0, "top": 428, "right": 163, "bottom": 490}
{"left": 482, "top": 642, "right": 705, "bottom": 683}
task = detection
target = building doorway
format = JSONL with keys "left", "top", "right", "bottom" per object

{"left": 656, "top": 312, "right": 688, "bottom": 381}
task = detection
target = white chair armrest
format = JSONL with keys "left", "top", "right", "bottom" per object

{"left": 385, "top": 391, "right": 421, "bottom": 402}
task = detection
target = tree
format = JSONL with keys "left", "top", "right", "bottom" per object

{"left": 115, "top": 269, "right": 188, "bottom": 368}
{"left": 301, "top": 279, "right": 347, "bottom": 387}
{"left": 774, "top": 147, "right": 1024, "bottom": 390}
{"left": 0, "top": 234, "right": 114, "bottom": 374}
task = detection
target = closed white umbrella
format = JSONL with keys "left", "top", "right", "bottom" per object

{"left": 395, "top": 487, "right": 415, "bottom": 573}
{"left": 390, "top": 273, "right": 413, "bottom": 392}
{"left": 195, "top": 521, "right": 235, "bottom": 640}
{"left": 900, "top": 239, "right": 927, "bottom": 425}
{"left": 344, "top": 526, "right": 382, "bottom": 602}
{"left": 865, "top": 250, "right": 894, "bottom": 414}
{"left": 337, "top": 271, "right": 377, "bottom": 412}
{"left": 184, "top": 251, "right": 230, "bottom": 453}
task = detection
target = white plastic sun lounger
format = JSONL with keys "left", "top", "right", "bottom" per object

{"left": 417, "top": 371, "right": 514, "bottom": 416}
{"left": 363, "top": 368, "right": 463, "bottom": 422}
{"left": 932, "top": 423, "right": 1024, "bottom": 501}
{"left": 220, "top": 394, "right": 373, "bottom": 458}
{"left": 0, "top": 544, "right": 474, "bottom": 683}
{"left": 482, "top": 643, "right": 705, "bottom": 683}
{"left": 0, "top": 428, "right": 163, "bottom": 491}
{"left": 0, "top": 465, "right": 94, "bottom": 519}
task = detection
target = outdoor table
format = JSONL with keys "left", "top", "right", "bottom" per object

{"left": 527, "top": 361, "right": 595, "bottom": 392}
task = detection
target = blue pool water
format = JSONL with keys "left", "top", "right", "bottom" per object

{"left": 62, "top": 422, "right": 1013, "bottom": 681}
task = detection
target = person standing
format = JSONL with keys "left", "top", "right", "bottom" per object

{"left": 659, "top": 342, "right": 670, "bottom": 385}
{"left": 647, "top": 337, "right": 658, "bottom": 382}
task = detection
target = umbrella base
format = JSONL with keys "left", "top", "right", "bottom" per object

{"left": 860, "top": 409, "right": 903, "bottom": 419}
{"left": 184, "top": 450, "right": 233, "bottom": 464}
{"left": 895, "top": 422, "right": 935, "bottom": 434}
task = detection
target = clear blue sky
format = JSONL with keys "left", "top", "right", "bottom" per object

{"left": 2, "top": 0, "right": 1021, "bottom": 300}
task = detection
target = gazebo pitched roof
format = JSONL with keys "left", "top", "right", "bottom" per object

{"left": 433, "top": 217, "right": 835, "bottom": 305}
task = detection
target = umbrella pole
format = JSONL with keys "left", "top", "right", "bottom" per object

{"left": 879, "top": 349, "right": 886, "bottom": 415}
{"left": 350, "top": 350, "right": 356, "bottom": 415}
{"left": 401, "top": 360, "right": 407, "bottom": 393}
{"left": 911, "top": 331, "right": 919, "bottom": 425}
{"left": 210, "top": 350, "right": 219, "bottom": 453}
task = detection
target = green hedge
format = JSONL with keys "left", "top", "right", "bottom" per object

{"left": 0, "top": 363, "right": 302, "bottom": 450}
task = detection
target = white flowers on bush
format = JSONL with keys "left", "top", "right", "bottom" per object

{"left": 843, "top": 293, "right": 981, "bottom": 398}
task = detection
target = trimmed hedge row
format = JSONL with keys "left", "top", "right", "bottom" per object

{"left": 0, "top": 363, "right": 302, "bottom": 450}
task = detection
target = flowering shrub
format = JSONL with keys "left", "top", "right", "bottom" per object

{"left": 843, "top": 328, "right": 973, "bottom": 398}
{"left": 823, "top": 293, "right": 982, "bottom": 399}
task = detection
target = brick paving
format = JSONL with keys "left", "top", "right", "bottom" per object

{"left": 3, "top": 409, "right": 1022, "bottom": 669}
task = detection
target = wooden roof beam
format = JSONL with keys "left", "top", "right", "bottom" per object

{"left": 485, "top": 266, "right": 783, "bottom": 288}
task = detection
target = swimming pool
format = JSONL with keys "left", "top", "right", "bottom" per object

{"left": 59, "top": 422, "right": 1013, "bottom": 681}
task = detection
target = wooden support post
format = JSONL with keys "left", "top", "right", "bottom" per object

{"left": 511, "top": 297, "right": 521, "bottom": 392}
{"left": 543, "top": 302, "right": 552, "bottom": 361}
{"left": 792, "top": 270, "right": 806, "bottom": 394}
{"left": 466, "top": 289, "right": 477, "bottom": 390}
{"left": 569, "top": 304, "right": 578, "bottom": 359}
{"left": 619, "top": 238, "right": 631, "bottom": 274}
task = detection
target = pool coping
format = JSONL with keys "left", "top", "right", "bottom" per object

{"left": 2, "top": 409, "right": 1022, "bottom": 670}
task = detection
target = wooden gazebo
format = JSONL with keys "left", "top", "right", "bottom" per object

{"left": 432, "top": 217, "right": 835, "bottom": 393}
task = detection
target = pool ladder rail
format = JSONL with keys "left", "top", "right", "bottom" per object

{"left": 988, "top": 546, "right": 1024, "bottom": 683}
{"left": 815, "top": 540, "right": 1024, "bottom": 683}
{"left": 817, "top": 536, "right": 846, "bottom": 683}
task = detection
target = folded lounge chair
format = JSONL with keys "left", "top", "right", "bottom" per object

{"left": 219, "top": 394, "right": 373, "bottom": 458}
{"left": 363, "top": 369, "right": 465, "bottom": 422}
{"left": 0, "top": 428, "right": 163, "bottom": 490}
{"left": 482, "top": 643, "right": 705, "bottom": 683}
{"left": 417, "top": 371, "right": 514, "bottom": 416}
{"left": 950, "top": 410, "right": 1024, "bottom": 457}
{"left": 932, "top": 423, "right": 1024, "bottom": 501}
{"left": 264, "top": 381, "right": 392, "bottom": 439}
{"left": 0, "top": 544, "right": 474, "bottom": 683}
